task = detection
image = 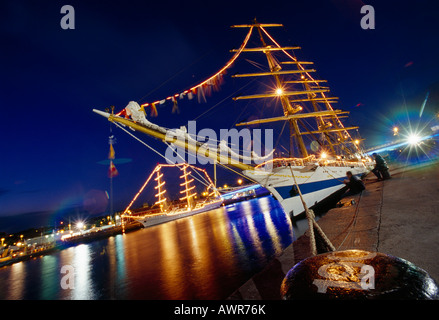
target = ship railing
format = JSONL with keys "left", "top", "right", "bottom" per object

{"left": 256, "top": 155, "right": 318, "bottom": 170}
{"left": 317, "top": 159, "right": 368, "bottom": 168}
{"left": 256, "top": 155, "right": 368, "bottom": 170}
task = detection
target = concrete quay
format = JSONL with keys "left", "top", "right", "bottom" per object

{"left": 229, "top": 160, "right": 439, "bottom": 300}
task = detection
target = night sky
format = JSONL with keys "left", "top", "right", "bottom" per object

{"left": 1, "top": 0, "right": 438, "bottom": 231}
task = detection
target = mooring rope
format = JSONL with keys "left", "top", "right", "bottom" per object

{"left": 113, "top": 121, "right": 172, "bottom": 162}
{"left": 376, "top": 180, "right": 385, "bottom": 252}
{"left": 287, "top": 165, "right": 335, "bottom": 256}
{"left": 336, "top": 190, "right": 363, "bottom": 250}
{"left": 114, "top": 121, "right": 214, "bottom": 190}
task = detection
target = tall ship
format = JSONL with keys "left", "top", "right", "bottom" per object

{"left": 94, "top": 21, "right": 373, "bottom": 219}
{"left": 122, "top": 163, "right": 223, "bottom": 228}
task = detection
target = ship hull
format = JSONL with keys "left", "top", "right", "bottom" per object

{"left": 243, "top": 163, "right": 369, "bottom": 217}
{"left": 131, "top": 201, "right": 223, "bottom": 228}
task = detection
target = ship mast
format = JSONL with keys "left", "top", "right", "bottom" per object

{"left": 179, "top": 164, "right": 196, "bottom": 210}
{"left": 231, "top": 20, "right": 363, "bottom": 158}
{"left": 232, "top": 20, "right": 309, "bottom": 157}
{"left": 95, "top": 20, "right": 365, "bottom": 164}
{"left": 154, "top": 168, "right": 168, "bottom": 212}
{"left": 260, "top": 25, "right": 308, "bottom": 158}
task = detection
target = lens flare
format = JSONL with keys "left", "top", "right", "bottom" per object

{"left": 407, "top": 133, "right": 421, "bottom": 145}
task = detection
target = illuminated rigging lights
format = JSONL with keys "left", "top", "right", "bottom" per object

{"left": 259, "top": 26, "right": 363, "bottom": 155}
{"left": 105, "top": 21, "right": 371, "bottom": 179}
{"left": 122, "top": 163, "right": 219, "bottom": 217}
{"left": 130, "top": 26, "right": 255, "bottom": 114}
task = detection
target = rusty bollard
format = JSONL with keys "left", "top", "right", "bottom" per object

{"left": 281, "top": 250, "right": 439, "bottom": 300}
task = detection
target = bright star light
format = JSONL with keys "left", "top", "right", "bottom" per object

{"left": 407, "top": 133, "right": 421, "bottom": 145}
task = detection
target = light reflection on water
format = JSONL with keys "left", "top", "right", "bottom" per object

{"left": 8, "top": 262, "right": 25, "bottom": 300}
{"left": 0, "top": 196, "right": 294, "bottom": 300}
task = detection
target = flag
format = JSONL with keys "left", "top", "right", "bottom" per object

{"left": 115, "top": 108, "right": 128, "bottom": 119}
{"left": 108, "top": 160, "right": 119, "bottom": 178}
{"left": 172, "top": 97, "right": 180, "bottom": 114}
{"left": 150, "top": 103, "right": 158, "bottom": 117}
{"left": 108, "top": 144, "right": 115, "bottom": 160}
{"left": 212, "top": 76, "right": 220, "bottom": 92}
{"left": 204, "top": 83, "right": 212, "bottom": 97}
{"left": 197, "top": 86, "right": 206, "bottom": 103}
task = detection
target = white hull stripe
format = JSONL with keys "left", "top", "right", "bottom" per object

{"left": 274, "top": 178, "right": 345, "bottom": 200}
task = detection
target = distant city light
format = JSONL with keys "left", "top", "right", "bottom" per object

{"left": 76, "top": 222, "right": 84, "bottom": 230}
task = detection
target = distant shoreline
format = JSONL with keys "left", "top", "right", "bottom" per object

{"left": 0, "top": 222, "right": 142, "bottom": 268}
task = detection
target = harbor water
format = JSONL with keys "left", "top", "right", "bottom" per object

{"left": 0, "top": 195, "right": 295, "bottom": 300}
